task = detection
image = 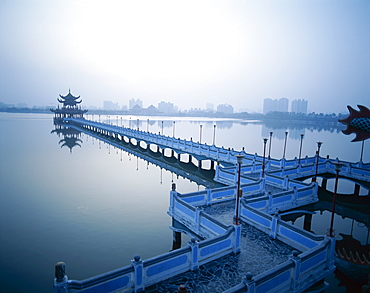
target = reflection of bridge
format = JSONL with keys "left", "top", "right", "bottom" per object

{"left": 54, "top": 118, "right": 370, "bottom": 293}
{"left": 70, "top": 123, "right": 220, "bottom": 188}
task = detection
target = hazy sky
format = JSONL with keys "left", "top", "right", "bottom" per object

{"left": 1, "top": 0, "right": 369, "bottom": 113}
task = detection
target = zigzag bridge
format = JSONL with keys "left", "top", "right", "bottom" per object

{"left": 53, "top": 117, "right": 370, "bottom": 293}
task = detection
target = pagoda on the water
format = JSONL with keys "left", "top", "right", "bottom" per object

{"left": 50, "top": 89, "right": 88, "bottom": 120}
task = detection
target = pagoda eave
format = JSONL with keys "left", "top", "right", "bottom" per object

{"left": 51, "top": 108, "right": 88, "bottom": 114}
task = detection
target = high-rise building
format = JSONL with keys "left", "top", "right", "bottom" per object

{"left": 103, "top": 100, "right": 120, "bottom": 110}
{"left": 263, "top": 98, "right": 289, "bottom": 114}
{"left": 206, "top": 103, "right": 214, "bottom": 112}
{"left": 216, "top": 104, "right": 234, "bottom": 114}
{"left": 158, "top": 101, "right": 175, "bottom": 114}
{"left": 291, "top": 99, "right": 308, "bottom": 114}
{"left": 129, "top": 98, "right": 143, "bottom": 109}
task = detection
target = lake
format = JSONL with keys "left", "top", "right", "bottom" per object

{"left": 0, "top": 112, "right": 368, "bottom": 292}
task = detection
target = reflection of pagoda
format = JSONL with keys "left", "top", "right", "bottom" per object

{"left": 51, "top": 125, "right": 83, "bottom": 153}
{"left": 50, "top": 89, "right": 88, "bottom": 121}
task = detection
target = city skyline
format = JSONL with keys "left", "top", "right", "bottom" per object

{"left": 0, "top": 94, "right": 356, "bottom": 115}
{"left": 1, "top": 0, "right": 369, "bottom": 114}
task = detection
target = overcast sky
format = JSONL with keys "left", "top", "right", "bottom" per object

{"left": 1, "top": 0, "right": 369, "bottom": 113}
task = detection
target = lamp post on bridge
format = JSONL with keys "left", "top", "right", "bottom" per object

{"left": 298, "top": 134, "right": 304, "bottom": 165}
{"left": 161, "top": 121, "right": 164, "bottom": 135}
{"left": 313, "top": 141, "right": 323, "bottom": 183}
{"left": 147, "top": 119, "right": 149, "bottom": 132}
{"left": 262, "top": 138, "right": 268, "bottom": 178}
{"left": 282, "top": 131, "right": 288, "bottom": 159}
{"left": 360, "top": 140, "right": 365, "bottom": 163}
{"left": 121, "top": 117, "right": 123, "bottom": 127}
{"left": 199, "top": 125, "right": 203, "bottom": 144}
{"left": 234, "top": 154, "right": 245, "bottom": 225}
{"left": 173, "top": 121, "right": 175, "bottom": 137}
{"left": 328, "top": 162, "right": 344, "bottom": 237}
{"left": 213, "top": 124, "right": 216, "bottom": 145}
{"left": 268, "top": 131, "right": 273, "bottom": 159}
{"left": 137, "top": 119, "right": 139, "bottom": 131}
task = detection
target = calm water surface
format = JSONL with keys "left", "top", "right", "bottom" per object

{"left": 0, "top": 113, "right": 368, "bottom": 292}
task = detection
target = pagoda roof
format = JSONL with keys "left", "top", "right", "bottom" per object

{"left": 57, "top": 89, "right": 82, "bottom": 106}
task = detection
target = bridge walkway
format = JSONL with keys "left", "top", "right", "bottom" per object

{"left": 146, "top": 201, "right": 295, "bottom": 292}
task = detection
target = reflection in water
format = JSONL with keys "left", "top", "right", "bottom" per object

{"left": 282, "top": 177, "right": 370, "bottom": 289}
{"left": 51, "top": 120, "right": 83, "bottom": 152}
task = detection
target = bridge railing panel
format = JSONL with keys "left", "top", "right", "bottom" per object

{"left": 240, "top": 202, "right": 324, "bottom": 251}
{"left": 197, "top": 226, "right": 236, "bottom": 264}
{"left": 169, "top": 192, "right": 230, "bottom": 238}
{"left": 66, "top": 265, "right": 134, "bottom": 293}
{"left": 142, "top": 246, "right": 192, "bottom": 288}
{"left": 179, "top": 180, "right": 264, "bottom": 208}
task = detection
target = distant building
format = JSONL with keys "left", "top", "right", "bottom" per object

{"left": 206, "top": 103, "right": 214, "bottom": 112}
{"left": 291, "top": 99, "right": 308, "bottom": 114}
{"left": 158, "top": 101, "right": 175, "bottom": 114}
{"left": 129, "top": 98, "right": 143, "bottom": 109}
{"left": 103, "top": 100, "right": 120, "bottom": 111}
{"left": 263, "top": 98, "right": 289, "bottom": 114}
{"left": 217, "top": 104, "right": 234, "bottom": 114}
{"left": 17, "top": 103, "right": 28, "bottom": 108}
{"left": 146, "top": 105, "right": 158, "bottom": 114}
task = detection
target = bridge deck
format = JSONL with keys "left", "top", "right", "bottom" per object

{"left": 146, "top": 201, "right": 295, "bottom": 292}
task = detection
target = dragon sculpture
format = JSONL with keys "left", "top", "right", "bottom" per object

{"left": 339, "top": 105, "right": 370, "bottom": 142}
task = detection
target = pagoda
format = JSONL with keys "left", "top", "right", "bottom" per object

{"left": 50, "top": 89, "right": 88, "bottom": 120}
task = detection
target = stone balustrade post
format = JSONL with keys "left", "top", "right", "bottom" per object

{"left": 206, "top": 186, "right": 212, "bottom": 205}
{"left": 289, "top": 251, "right": 301, "bottom": 292}
{"left": 262, "top": 177, "right": 266, "bottom": 193}
{"left": 280, "top": 157, "right": 286, "bottom": 168}
{"left": 297, "top": 162, "right": 301, "bottom": 174}
{"left": 233, "top": 224, "right": 241, "bottom": 254}
{"left": 53, "top": 262, "right": 68, "bottom": 293}
{"left": 194, "top": 207, "right": 201, "bottom": 232}
{"left": 169, "top": 183, "right": 177, "bottom": 215}
{"left": 346, "top": 163, "right": 351, "bottom": 176}
{"left": 189, "top": 238, "right": 199, "bottom": 271}
{"left": 214, "top": 164, "right": 220, "bottom": 181}
{"left": 268, "top": 192, "right": 273, "bottom": 212}
{"left": 269, "top": 212, "right": 279, "bottom": 239}
{"left": 284, "top": 174, "right": 289, "bottom": 190}
{"left": 244, "top": 272, "right": 255, "bottom": 293}
{"left": 131, "top": 255, "right": 144, "bottom": 292}
{"left": 293, "top": 186, "right": 298, "bottom": 206}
